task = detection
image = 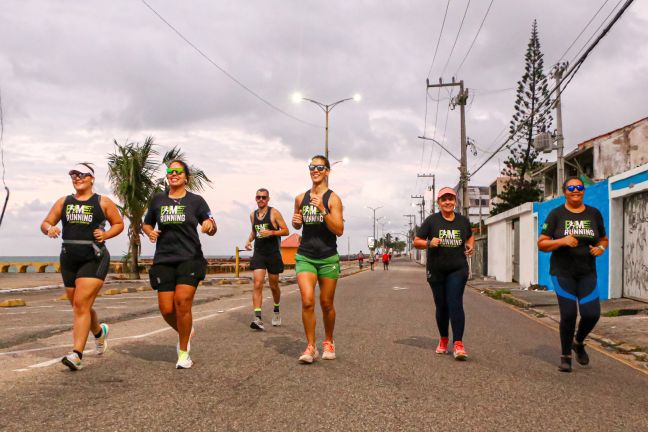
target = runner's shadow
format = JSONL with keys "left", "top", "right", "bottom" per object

{"left": 394, "top": 336, "right": 436, "bottom": 350}
{"left": 116, "top": 344, "right": 175, "bottom": 363}
{"left": 519, "top": 344, "right": 559, "bottom": 366}
{"left": 264, "top": 335, "right": 304, "bottom": 358}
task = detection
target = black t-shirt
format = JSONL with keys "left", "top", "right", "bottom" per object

{"left": 541, "top": 205, "right": 605, "bottom": 277}
{"left": 297, "top": 190, "right": 338, "bottom": 259}
{"left": 144, "top": 191, "right": 212, "bottom": 264}
{"left": 416, "top": 212, "right": 473, "bottom": 280}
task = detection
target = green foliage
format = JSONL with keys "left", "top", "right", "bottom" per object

{"left": 376, "top": 233, "right": 407, "bottom": 253}
{"left": 492, "top": 20, "right": 552, "bottom": 216}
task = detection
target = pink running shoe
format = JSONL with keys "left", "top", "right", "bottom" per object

{"left": 322, "top": 340, "right": 336, "bottom": 360}
{"left": 453, "top": 341, "right": 468, "bottom": 361}
{"left": 298, "top": 345, "right": 320, "bottom": 364}
{"left": 436, "top": 337, "right": 449, "bottom": 354}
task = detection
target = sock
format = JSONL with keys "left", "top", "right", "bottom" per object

{"left": 273, "top": 303, "right": 280, "bottom": 313}
{"left": 73, "top": 350, "right": 83, "bottom": 360}
{"left": 94, "top": 328, "right": 103, "bottom": 339}
{"left": 178, "top": 350, "right": 189, "bottom": 360}
{"left": 254, "top": 308, "right": 262, "bottom": 319}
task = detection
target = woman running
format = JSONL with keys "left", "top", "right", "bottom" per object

{"left": 143, "top": 160, "right": 216, "bottom": 369}
{"left": 538, "top": 177, "right": 608, "bottom": 372}
{"left": 292, "top": 155, "right": 344, "bottom": 364}
{"left": 414, "top": 187, "right": 474, "bottom": 361}
{"left": 41, "top": 163, "right": 124, "bottom": 371}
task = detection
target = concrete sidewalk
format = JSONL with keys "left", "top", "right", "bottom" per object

{"left": 468, "top": 278, "right": 648, "bottom": 366}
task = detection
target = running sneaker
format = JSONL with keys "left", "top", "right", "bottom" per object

{"left": 62, "top": 352, "right": 82, "bottom": 371}
{"left": 572, "top": 341, "right": 589, "bottom": 366}
{"left": 95, "top": 323, "right": 109, "bottom": 355}
{"left": 298, "top": 345, "right": 319, "bottom": 364}
{"left": 250, "top": 317, "right": 265, "bottom": 331}
{"left": 453, "top": 341, "right": 468, "bottom": 361}
{"left": 322, "top": 340, "right": 336, "bottom": 360}
{"left": 559, "top": 355, "right": 572, "bottom": 373}
{"left": 271, "top": 312, "right": 282, "bottom": 327}
{"left": 435, "top": 337, "right": 449, "bottom": 354}
{"left": 176, "top": 351, "right": 193, "bottom": 369}
{"left": 176, "top": 326, "right": 196, "bottom": 355}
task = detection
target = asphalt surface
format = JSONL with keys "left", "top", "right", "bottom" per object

{"left": 1, "top": 260, "right": 647, "bottom": 431}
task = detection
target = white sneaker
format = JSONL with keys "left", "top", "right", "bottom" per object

{"left": 95, "top": 323, "right": 109, "bottom": 355}
{"left": 298, "top": 345, "right": 319, "bottom": 364}
{"left": 177, "top": 326, "right": 196, "bottom": 355}
{"left": 271, "top": 312, "right": 281, "bottom": 327}
{"left": 322, "top": 340, "right": 336, "bottom": 360}
{"left": 175, "top": 352, "right": 193, "bottom": 369}
{"left": 62, "top": 352, "right": 82, "bottom": 371}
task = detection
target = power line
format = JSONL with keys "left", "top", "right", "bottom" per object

{"left": 139, "top": 0, "right": 320, "bottom": 129}
{"left": 556, "top": 0, "right": 611, "bottom": 63}
{"left": 568, "top": 0, "right": 625, "bottom": 65}
{"left": 426, "top": 0, "right": 451, "bottom": 79}
{"left": 470, "top": 0, "right": 635, "bottom": 178}
{"left": 454, "top": 0, "right": 495, "bottom": 76}
{"left": 439, "top": 0, "right": 472, "bottom": 78}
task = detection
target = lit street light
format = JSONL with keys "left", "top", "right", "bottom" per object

{"left": 292, "top": 93, "right": 361, "bottom": 159}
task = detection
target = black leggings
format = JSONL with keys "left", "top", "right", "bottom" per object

{"left": 427, "top": 267, "right": 468, "bottom": 342}
{"left": 552, "top": 274, "right": 600, "bottom": 356}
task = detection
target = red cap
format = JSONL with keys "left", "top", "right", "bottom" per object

{"left": 437, "top": 187, "right": 457, "bottom": 199}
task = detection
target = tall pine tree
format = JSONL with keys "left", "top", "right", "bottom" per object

{"left": 491, "top": 20, "right": 552, "bottom": 216}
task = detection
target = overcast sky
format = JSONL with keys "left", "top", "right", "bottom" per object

{"left": 1, "top": 0, "right": 647, "bottom": 257}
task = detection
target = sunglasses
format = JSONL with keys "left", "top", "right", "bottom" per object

{"left": 166, "top": 167, "right": 185, "bottom": 175}
{"left": 69, "top": 170, "right": 93, "bottom": 180}
{"left": 256, "top": 195, "right": 268, "bottom": 200}
{"left": 566, "top": 185, "right": 585, "bottom": 192}
{"left": 308, "top": 164, "right": 327, "bottom": 172}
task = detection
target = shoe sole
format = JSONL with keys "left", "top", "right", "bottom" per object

{"left": 453, "top": 353, "right": 468, "bottom": 361}
{"left": 272, "top": 321, "right": 281, "bottom": 327}
{"left": 435, "top": 349, "right": 448, "bottom": 355}
{"left": 62, "top": 357, "right": 82, "bottom": 371}
{"left": 322, "top": 353, "right": 336, "bottom": 360}
{"left": 250, "top": 323, "right": 265, "bottom": 331}
{"left": 176, "top": 363, "right": 194, "bottom": 369}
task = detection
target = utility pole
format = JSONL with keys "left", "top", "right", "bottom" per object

{"left": 367, "top": 206, "right": 383, "bottom": 249}
{"left": 417, "top": 174, "right": 436, "bottom": 214}
{"left": 552, "top": 63, "right": 567, "bottom": 196}
{"left": 411, "top": 195, "right": 425, "bottom": 225}
{"left": 403, "top": 214, "right": 415, "bottom": 259}
{"left": 426, "top": 77, "right": 469, "bottom": 216}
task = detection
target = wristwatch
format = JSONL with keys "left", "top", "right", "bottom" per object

{"left": 320, "top": 209, "right": 329, "bottom": 217}
{"left": 597, "top": 245, "right": 606, "bottom": 251}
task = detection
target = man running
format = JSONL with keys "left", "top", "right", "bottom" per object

{"left": 358, "top": 250, "right": 364, "bottom": 269}
{"left": 245, "top": 188, "right": 289, "bottom": 330}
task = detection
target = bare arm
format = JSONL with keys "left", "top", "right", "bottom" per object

{"left": 245, "top": 212, "right": 255, "bottom": 250}
{"left": 41, "top": 197, "right": 65, "bottom": 237}
{"left": 413, "top": 236, "right": 441, "bottom": 249}
{"left": 323, "top": 193, "right": 344, "bottom": 236}
{"left": 292, "top": 194, "right": 304, "bottom": 230}
{"left": 538, "top": 234, "right": 576, "bottom": 252}
{"left": 270, "top": 208, "right": 290, "bottom": 237}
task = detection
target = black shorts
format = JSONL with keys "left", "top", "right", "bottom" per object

{"left": 60, "top": 247, "right": 111, "bottom": 288}
{"left": 249, "top": 251, "right": 284, "bottom": 274}
{"left": 149, "top": 259, "right": 207, "bottom": 292}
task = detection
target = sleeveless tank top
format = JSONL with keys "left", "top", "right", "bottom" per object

{"left": 252, "top": 206, "right": 280, "bottom": 255}
{"left": 61, "top": 194, "right": 107, "bottom": 241}
{"left": 297, "top": 190, "right": 337, "bottom": 259}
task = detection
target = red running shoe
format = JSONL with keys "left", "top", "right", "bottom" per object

{"left": 436, "top": 337, "right": 449, "bottom": 354}
{"left": 453, "top": 341, "right": 468, "bottom": 361}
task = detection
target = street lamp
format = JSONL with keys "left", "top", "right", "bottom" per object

{"left": 292, "top": 93, "right": 361, "bottom": 159}
{"left": 366, "top": 206, "right": 383, "bottom": 248}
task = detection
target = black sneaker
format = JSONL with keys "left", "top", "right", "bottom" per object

{"left": 572, "top": 341, "right": 590, "bottom": 366}
{"left": 558, "top": 355, "right": 572, "bottom": 373}
{"left": 250, "top": 317, "right": 265, "bottom": 331}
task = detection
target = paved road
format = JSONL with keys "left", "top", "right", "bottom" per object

{"left": 1, "top": 260, "right": 647, "bottom": 431}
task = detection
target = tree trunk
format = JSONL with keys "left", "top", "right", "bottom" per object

{"left": 128, "top": 220, "right": 141, "bottom": 280}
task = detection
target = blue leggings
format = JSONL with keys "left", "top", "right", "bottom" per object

{"left": 552, "top": 274, "right": 600, "bottom": 356}
{"left": 427, "top": 267, "right": 468, "bottom": 342}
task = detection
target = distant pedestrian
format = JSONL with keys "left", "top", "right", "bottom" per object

{"left": 414, "top": 187, "right": 474, "bottom": 361}
{"left": 41, "top": 163, "right": 124, "bottom": 371}
{"left": 358, "top": 250, "right": 364, "bottom": 269}
{"left": 143, "top": 160, "right": 216, "bottom": 369}
{"left": 368, "top": 252, "right": 375, "bottom": 271}
{"left": 538, "top": 177, "right": 608, "bottom": 373}
{"left": 292, "top": 155, "right": 344, "bottom": 364}
{"left": 382, "top": 251, "right": 389, "bottom": 270}
{"left": 244, "top": 188, "right": 289, "bottom": 331}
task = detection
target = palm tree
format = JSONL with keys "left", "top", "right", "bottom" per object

{"left": 107, "top": 136, "right": 212, "bottom": 279}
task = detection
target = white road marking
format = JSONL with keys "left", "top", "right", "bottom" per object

{"left": 13, "top": 369, "right": 30, "bottom": 372}
{"left": 29, "top": 358, "right": 61, "bottom": 368}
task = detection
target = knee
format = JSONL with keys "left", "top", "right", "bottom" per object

{"left": 301, "top": 300, "right": 315, "bottom": 312}
{"left": 72, "top": 298, "right": 90, "bottom": 313}
{"left": 254, "top": 280, "right": 264, "bottom": 290}
{"left": 320, "top": 299, "right": 335, "bottom": 313}
{"left": 174, "top": 297, "right": 192, "bottom": 313}
{"left": 580, "top": 304, "right": 600, "bottom": 321}
{"left": 159, "top": 302, "right": 174, "bottom": 317}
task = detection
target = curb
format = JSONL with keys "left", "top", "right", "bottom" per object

{"left": 0, "top": 299, "right": 26, "bottom": 307}
{"left": 470, "top": 283, "right": 648, "bottom": 364}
